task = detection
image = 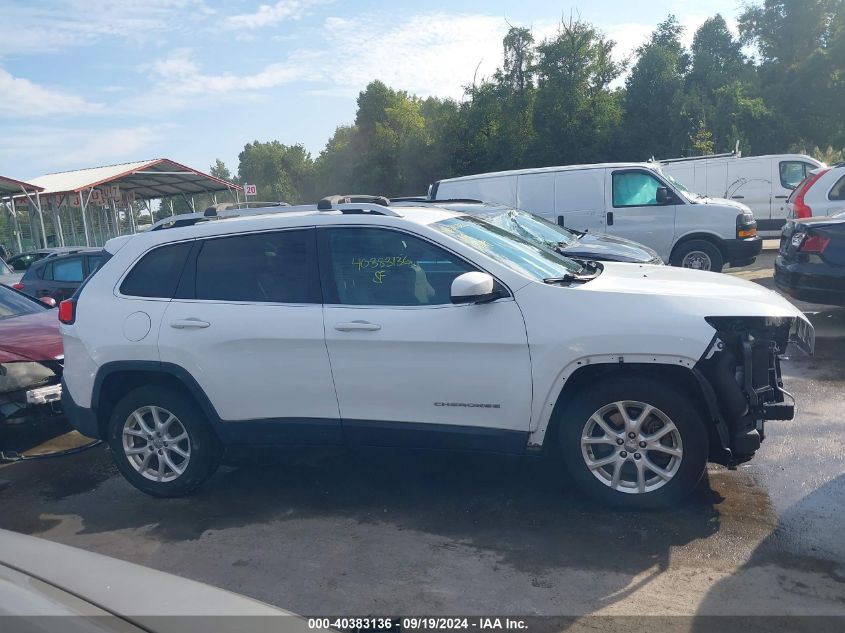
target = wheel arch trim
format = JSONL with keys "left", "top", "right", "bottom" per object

{"left": 528, "top": 354, "right": 700, "bottom": 448}
{"left": 92, "top": 361, "right": 223, "bottom": 435}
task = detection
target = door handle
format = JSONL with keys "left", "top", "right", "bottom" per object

{"left": 334, "top": 321, "right": 381, "bottom": 332}
{"left": 170, "top": 318, "right": 210, "bottom": 329}
{"left": 606, "top": 211, "right": 614, "bottom": 226}
{"left": 731, "top": 195, "right": 745, "bottom": 199}
{"left": 775, "top": 195, "right": 789, "bottom": 199}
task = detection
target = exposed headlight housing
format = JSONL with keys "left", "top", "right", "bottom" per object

{"left": 0, "top": 362, "right": 55, "bottom": 394}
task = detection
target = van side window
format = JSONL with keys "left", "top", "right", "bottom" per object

{"left": 612, "top": 171, "right": 664, "bottom": 207}
{"left": 779, "top": 161, "right": 813, "bottom": 190}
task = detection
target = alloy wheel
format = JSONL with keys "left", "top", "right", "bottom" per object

{"left": 580, "top": 401, "right": 683, "bottom": 494}
{"left": 122, "top": 405, "right": 191, "bottom": 483}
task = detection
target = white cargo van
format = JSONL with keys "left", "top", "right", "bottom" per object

{"left": 659, "top": 153, "right": 824, "bottom": 234}
{"left": 431, "top": 163, "right": 761, "bottom": 272}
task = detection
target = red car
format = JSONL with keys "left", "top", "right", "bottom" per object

{"left": 0, "top": 284, "right": 63, "bottom": 426}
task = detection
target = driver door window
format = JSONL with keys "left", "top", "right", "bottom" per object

{"left": 612, "top": 171, "right": 665, "bottom": 207}
{"left": 321, "top": 227, "right": 475, "bottom": 306}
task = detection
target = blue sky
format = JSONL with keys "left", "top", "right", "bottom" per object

{"left": 0, "top": 0, "right": 743, "bottom": 181}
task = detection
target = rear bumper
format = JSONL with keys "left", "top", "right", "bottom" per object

{"left": 723, "top": 237, "right": 763, "bottom": 266}
{"left": 60, "top": 378, "right": 100, "bottom": 439}
{"left": 774, "top": 256, "right": 845, "bottom": 306}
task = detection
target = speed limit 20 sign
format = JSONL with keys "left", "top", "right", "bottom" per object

{"left": 244, "top": 184, "right": 257, "bottom": 197}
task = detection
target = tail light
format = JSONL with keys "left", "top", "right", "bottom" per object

{"left": 58, "top": 299, "right": 76, "bottom": 324}
{"left": 792, "top": 169, "right": 829, "bottom": 219}
{"left": 12, "top": 283, "right": 23, "bottom": 290}
{"left": 799, "top": 234, "right": 830, "bottom": 254}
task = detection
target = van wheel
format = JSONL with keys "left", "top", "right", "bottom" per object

{"left": 557, "top": 377, "right": 708, "bottom": 509}
{"left": 671, "top": 240, "right": 724, "bottom": 272}
{"left": 107, "top": 386, "right": 220, "bottom": 497}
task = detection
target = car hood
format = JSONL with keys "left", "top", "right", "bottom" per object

{"left": 561, "top": 231, "right": 661, "bottom": 263}
{"left": 691, "top": 196, "right": 751, "bottom": 213}
{"left": 0, "top": 310, "right": 63, "bottom": 363}
{"left": 0, "top": 529, "right": 301, "bottom": 623}
{"left": 581, "top": 262, "right": 806, "bottom": 318}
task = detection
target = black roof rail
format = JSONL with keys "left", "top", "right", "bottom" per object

{"left": 391, "top": 197, "right": 485, "bottom": 204}
{"left": 203, "top": 201, "right": 290, "bottom": 216}
{"left": 317, "top": 195, "right": 390, "bottom": 210}
{"left": 150, "top": 215, "right": 210, "bottom": 231}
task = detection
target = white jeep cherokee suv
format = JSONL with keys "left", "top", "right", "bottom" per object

{"left": 59, "top": 196, "right": 814, "bottom": 508}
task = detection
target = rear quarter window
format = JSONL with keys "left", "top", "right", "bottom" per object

{"left": 829, "top": 174, "right": 845, "bottom": 201}
{"left": 120, "top": 242, "right": 192, "bottom": 298}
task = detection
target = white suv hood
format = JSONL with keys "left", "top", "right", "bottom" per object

{"left": 582, "top": 262, "right": 805, "bottom": 319}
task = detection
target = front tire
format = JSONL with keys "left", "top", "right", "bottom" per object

{"left": 670, "top": 239, "right": 724, "bottom": 272}
{"left": 557, "top": 377, "right": 708, "bottom": 509}
{"left": 107, "top": 386, "right": 220, "bottom": 497}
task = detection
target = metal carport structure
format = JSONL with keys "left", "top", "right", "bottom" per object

{"left": 17, "top": 159, "right": 242, "bottom": 249}
{"left": 1, "top": 175, "right": 45, "bottom": 254}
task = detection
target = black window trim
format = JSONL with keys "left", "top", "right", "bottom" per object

{"left": 315, "top": 224, "right": 511, "bottom": 308}
{"left": 779, "top": 160, "right": 815, "bottom": 190}
{"left": 179, "top": 227, "right": 321, "bottom": 306}
{"left": 610, "top": 168, "right": 681, "bottom": 209}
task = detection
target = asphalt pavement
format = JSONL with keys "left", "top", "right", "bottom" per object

{"left": 1, "top": 249, "right": 843, "bottom": 625}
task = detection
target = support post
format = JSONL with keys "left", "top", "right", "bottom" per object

{"left": 79, "top": 189, "right": 91, "bottom": 246}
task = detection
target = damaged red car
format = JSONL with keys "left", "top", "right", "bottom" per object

{"left": 0, "top": 283, "right": 63, "bottom": 426}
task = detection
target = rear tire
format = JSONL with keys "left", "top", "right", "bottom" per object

{"left": 670, "top": 239, "right": 724, "bottom": 272}
{"left": 107, "top": 386, "right": 220, "bottom": 497}
{"left": 557, "top": 377, "right": 708, "bottom": 509}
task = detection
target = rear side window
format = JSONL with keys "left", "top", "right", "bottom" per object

{"left": 52, "top": 257, "right": 84, "bottom": 282}
{"left": 120, "top": 242, "right": 192, "bottom": 298}
{"left": 829, "top": 175, "right": 845, "bottom": 201}
{"left": 194, "top": 230, "right": 312, "bottom": 303}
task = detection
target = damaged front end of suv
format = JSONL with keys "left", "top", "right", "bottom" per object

{"left": 694, "top": 316, "right": 815, "bottom": 468}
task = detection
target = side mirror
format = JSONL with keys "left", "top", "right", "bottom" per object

{"left": 656, "top": 186, "right": 671, "bottom": 205}
{"left": 450, "top": 272, "right": 502, "bottom": 304}
{"left": 39, "top": 296, "right": 57, "bottom": 308}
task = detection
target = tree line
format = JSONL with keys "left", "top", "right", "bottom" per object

{"left": 177, "top": 0, "right": 845, "bottom": 208}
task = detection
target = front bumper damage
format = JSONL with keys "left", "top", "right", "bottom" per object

{"left": 695, "top": 316, "right": 814, "bottom": 467}
{"left": 0, "top": 361, "right": 64, "bottom": 426}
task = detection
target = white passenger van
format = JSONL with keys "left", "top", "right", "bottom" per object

{"left": 659, "top": 152, "right": 824, "bottom": 234}
{"left": 431, "top": 163, "right": 761, "bottom": 272}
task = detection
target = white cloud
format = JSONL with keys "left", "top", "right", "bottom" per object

{"left": 147, "top": 49, "right": 309, "bottom": 95}
{"left": 0, "top": 68, "right": 101, "bottom": 117}
{"left": 0, "top": 125, "right": 166, "bottom": 174}
{"left": 224, "top": 0, "right": 331, "bottom": 30}
{"left": 153, "top": 13, "right": 557, "bottom": 103}
{"left": 0, "top": 0, "right": 215, "bottom": 56}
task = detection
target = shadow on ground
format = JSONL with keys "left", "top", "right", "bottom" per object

{"left": 0, "top": 445, "right": 731, "bottom": 578}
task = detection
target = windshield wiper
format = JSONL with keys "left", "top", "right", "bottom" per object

{"left": 543, "top": 274, "right": 578, "bottom": 284}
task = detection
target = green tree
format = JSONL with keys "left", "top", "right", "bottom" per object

{"left": 621, "top": 16, "right": 688, "bottom": 159}
{"left": 740, "top": 0, "right": 844, "bottom": 148}
{"left": 687, "top": 15, "right": 747, "bottom": 94}
{"left": 530, "top": 17, "right": 624, "bottom": 165}
{"left": 237, "top": 141, "right": 316, "bottom": 204}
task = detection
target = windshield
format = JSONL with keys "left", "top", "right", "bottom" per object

{"left": 656, "top": 168, "right": 698, "bottom": 201}
{"left": 0, "top": 285, "right": 44, "bottom": 319}
{"left": 431, "top": 215, "right": 583, "bottom": 281}
{"left": 481, "top": 208, "right": 578, "bottom": 249}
